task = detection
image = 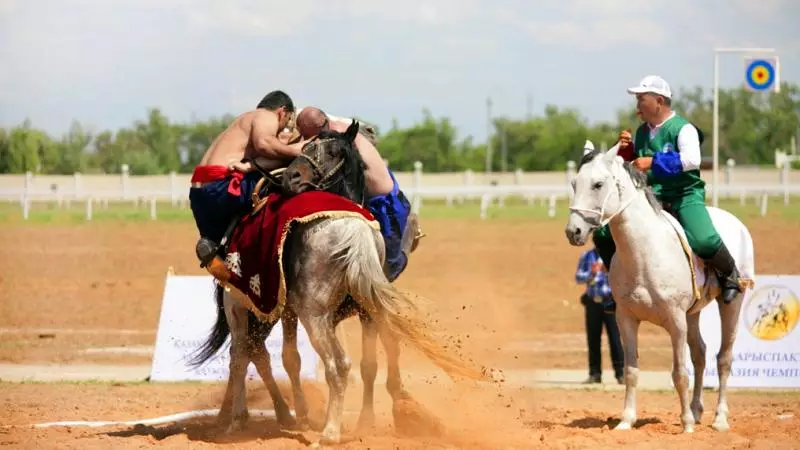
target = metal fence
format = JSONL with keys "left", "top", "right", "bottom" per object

{"left": 1, "top": 161, "right": 795, "bottom": 220}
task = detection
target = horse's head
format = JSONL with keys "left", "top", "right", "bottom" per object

{"left": 282, "top": 120, "right": 367, "bottom": 204}
{"left": 565, "top": 141, "right": 643, "bottom": 246}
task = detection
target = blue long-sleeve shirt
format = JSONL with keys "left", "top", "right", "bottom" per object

{"left": 575, "top": 249, "right": 612, "bottom": 299}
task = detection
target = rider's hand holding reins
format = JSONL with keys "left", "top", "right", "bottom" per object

{"left": 632, "top": 157, "right": 652, "bottom": 172}
{"left": 618, "top": 129, "right": 633, "bottom": 149}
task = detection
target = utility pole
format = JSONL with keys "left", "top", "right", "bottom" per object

{"left": 525, "top": 93, "right": 533, "bottom": 120}
{"left": 500, "top": 126, "right": 508, "bottom": 172}
{"left": 486, "top": 97, "right": 493, "bottom": 174}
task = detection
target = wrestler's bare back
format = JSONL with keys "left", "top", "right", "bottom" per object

{"left": 199, "top": 111, "right": 287, "bottom": 171}
{"left": 329, "top": 119, "right": 394, "bottom": 196}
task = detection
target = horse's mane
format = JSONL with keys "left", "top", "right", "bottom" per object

{"left": 577, "top": 148, "right": 661, "bottom": 213}
{"left": 621, "top": 161, "right": 662, "bottom": 213}
{"left": 316, "top": 129, "right": 367, "bottom": 205}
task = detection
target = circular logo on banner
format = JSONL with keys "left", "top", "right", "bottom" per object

{"left": 742, "top": 284, "right": 800, "bottom": 341}
{"left": 745, "top": 59, "right": 776, "bottom": 91}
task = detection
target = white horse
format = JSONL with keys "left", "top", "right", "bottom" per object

{"left": 564, "top": 142, "right": 755, "bottom": 433}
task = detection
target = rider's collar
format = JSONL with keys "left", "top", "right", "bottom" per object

{"left": 648, "top": 111, "right": 676, "bottom": 132}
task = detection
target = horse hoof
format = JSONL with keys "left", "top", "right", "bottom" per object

{"left": 711, "top": 420, "right": 730, "bottom": 432}
{"left": 691, "top": 404, "right": 704, "bottom": 423}
{"left": 614, "top": 421, "right": 633, "bottom": 431}
{"left": 316, "top": 434, "right": 341, "bottom": 447}
{"left": 217, "top": 412, "right": 248, "bottom": 434}
{"left": 393, "top": 398, "right": 445, "bottom": 437}
{"left": 683, "top": 424, "right": 695, "bottom": 433}
{"left": 295, "top": 418, "right": 312, "bottom": 432}
{"left": 356, "top": 413, "right": 376, "bottom": 433}
{"left": 225, "top": 419, "right": 247, "bottom": 434}
{"left": 276, "top": 411, "right": 297, "bottom": 429}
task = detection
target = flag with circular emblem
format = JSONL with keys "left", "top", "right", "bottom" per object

{"left": 744, "top": 58, "right": 778, "bottom": 92}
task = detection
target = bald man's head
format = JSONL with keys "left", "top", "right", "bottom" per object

{"left": 295, "top": 107, "right": 329, "bottom": 138}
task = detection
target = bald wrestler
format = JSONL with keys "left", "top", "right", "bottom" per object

{"left": 295, "top": 106, "right": 414, "bottom": 281}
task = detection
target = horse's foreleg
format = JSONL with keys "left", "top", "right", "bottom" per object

{"left": 251, "top": 338, "right": 296, "bottom": 428}
{"left": 303, "top": 314, "right": 351, "bottom": 445}
{"left": 668, "top": 311, "right": 695, "bottom": 433}
{"left": 281, "top": 312, "right": 310, "bottom": 430}
{"left": 713, "top": 297, "right": 743, "bottom": 432}
{"left": 686, "top": 312, "right": 706, "bottom": 424}
{"left": 614, "top": 308, "right": 640, "bottom": 431}
{"left": 356, "top": 312, "right": 378, "bottom": 431}
{"left": 219, "top": 296, "right": 251, "bottom": 432}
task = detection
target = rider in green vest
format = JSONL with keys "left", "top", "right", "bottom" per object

{"left": 591, "top": 75, "right": 742, "bottom": 304}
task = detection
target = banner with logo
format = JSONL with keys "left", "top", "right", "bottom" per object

{"left": 686, "top": 275, "right": 800, "bottom": 388}
{"left": 149, "top": 272, "right": 319, "bottom": 382}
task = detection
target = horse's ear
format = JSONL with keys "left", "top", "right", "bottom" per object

{"left": 604, "top": 142, "right": 620, "bottom": 160}
{"left": 583, "top": 139, "right": 595, "bottom": 156}
{"left": 344, "top": 120, "right": 360, "bottom": 142}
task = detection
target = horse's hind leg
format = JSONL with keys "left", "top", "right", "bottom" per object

{"left": 667, "top": 311, "right": 695, "bottom": 433}
{"left": 614, "top": 308, "right": 640, "bottom": 431}
{"left": 281, "top": 312, "right": 311, "bottom": 430}
{"left": 219, "top": 295, "right": 251, "bottom": 432}
{"left": 686, "top": 312, "right": 706, "bottom": 424}
{"left": 251, "top": 336, "right": 296, "bottom": 428}
{"left": 713, "top": 297, "right": 743, "bottom": 432}
{"left": 381, "top": 322, "right": 409, "bottom": 402}
{"left": 356, "top": 312, "right": 378, "bottom": 431}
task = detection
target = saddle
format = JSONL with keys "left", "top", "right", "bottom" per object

{"left": 195, "top": 166, "right": 287, "bottom": 284}
{"left": 659, "top": 207, "right": 754, "bottom": 315}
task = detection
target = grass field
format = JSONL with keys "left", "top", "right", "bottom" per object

{"left": 2, "top": 196, "right": 798, "bottom": 224}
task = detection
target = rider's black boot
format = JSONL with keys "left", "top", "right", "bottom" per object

{"left": 196, "top": 237, "right": 231, "bottom": 283}
{"left": 195, "top": 237, "right": 219, "bottom": 268}
{"left": 705, "top": 243, "right": 742, "bottom": 304}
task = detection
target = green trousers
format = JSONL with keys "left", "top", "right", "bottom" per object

{"left": 591, "top": 187, "right": 723, "bottom": 269}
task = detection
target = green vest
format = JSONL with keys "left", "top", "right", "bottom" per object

{"left": 634, "top": 114, "right": 704, "bottom": 199}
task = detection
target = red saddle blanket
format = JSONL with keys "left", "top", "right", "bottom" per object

{"left": 223, "top": 190, "right": 376, "bottom": 322}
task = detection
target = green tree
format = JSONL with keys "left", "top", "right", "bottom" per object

{"left": 1, "top": 82, "right": 798, "bottom": 174}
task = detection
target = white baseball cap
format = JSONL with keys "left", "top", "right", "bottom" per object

{"left": 627, "top": 75, "right": 672, "bottom": 99}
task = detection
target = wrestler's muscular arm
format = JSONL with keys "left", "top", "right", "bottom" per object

{"left": 249, "top": 110, "right": 306, "bottom": 161}
{"left": 355, "top": 133, "right": 394, "bottom": 196}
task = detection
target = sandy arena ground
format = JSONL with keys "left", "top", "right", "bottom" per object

{"left": 2, "top": 214, "right": 800, "bottom": 448}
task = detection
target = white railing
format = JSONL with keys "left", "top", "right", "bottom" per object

{"left": 1, "top": 160, "right": 795, "bottom": 220}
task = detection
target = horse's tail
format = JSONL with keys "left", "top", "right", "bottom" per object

{"left": 332, "top": 218, "right": 488, "bottom": 382}
{"left": 188, "top": 283, "right": 230, "bottom": 368}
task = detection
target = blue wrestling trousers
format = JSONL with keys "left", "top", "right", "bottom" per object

{"left": 366, "top": 170, "right": 411, "bottom": 282}
{"left": 189, "top": 171, "right": 261, "bottom": 244}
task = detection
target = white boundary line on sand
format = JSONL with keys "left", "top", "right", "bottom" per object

{"left": 0, "top": 328, "right": 156, "bottom": 335}
{"left": 28, "top": 409, "right": 276, "bottom": 428}
{"left": 22, "top": 408, "right": 361, "bottom": 429}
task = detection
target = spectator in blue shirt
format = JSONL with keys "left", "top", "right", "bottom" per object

{"left": 575, "top": 240, "right": 624, "bottom": 385}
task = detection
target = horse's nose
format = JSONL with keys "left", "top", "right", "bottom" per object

{"left": 564, "top": 226, "right": 582, "bottom": 245}
{"left": 284, "top": 168, "right": 302, "bottom": 186}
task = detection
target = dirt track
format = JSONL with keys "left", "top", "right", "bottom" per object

{"left": 2, "top": 216, "right": 800, "bottom": 448}
{"left": 2, "top": 382, "right": 799, "bottom": 449}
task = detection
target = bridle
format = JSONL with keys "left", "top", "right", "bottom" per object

{"left": 295, "top": 135, "right": 345, "bottom": 191}
{"left": 568, "top": 164, "right": 637, "bottom": 228}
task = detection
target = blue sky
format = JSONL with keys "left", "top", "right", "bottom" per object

{"left": 1, "top": 0, "right": 797, "bottom": 143}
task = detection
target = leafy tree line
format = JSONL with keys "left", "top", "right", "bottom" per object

{"left": 1, "top": 83, "right": 798, "bottom": 175}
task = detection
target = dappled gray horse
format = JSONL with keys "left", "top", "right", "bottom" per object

{"left": 192, "top": 121, "right": 484, "bottom": 445}
{"left": 565, "top": 143, "right": 755, "bottom": 433}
